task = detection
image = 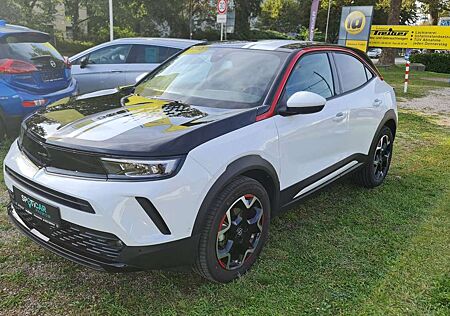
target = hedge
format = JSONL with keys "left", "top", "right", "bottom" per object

{"left": 53, "top": 39, "right": 95, "bottom": 57}
{"left": 410, "top": 53, "right": 450, "bottom": 74}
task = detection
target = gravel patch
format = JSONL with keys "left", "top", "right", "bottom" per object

{"left": 398, "top": 88, "right": 450, "bottom": 126}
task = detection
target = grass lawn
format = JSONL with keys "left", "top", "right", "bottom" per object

{"left": 0, "top": 68, "right": 449, "bottom": 315}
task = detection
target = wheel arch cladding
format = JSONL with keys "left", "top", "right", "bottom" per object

{"left": 369, "top": 109, "right": 397, "bottom": 153}
{"left": 192, "top": 155, "right": 280, "bottom": 235}
{"left": 384, "top": 118, "right": 397, "bottom": 139}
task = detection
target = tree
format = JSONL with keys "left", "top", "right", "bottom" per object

{"left": 378, "top": 0, "right": 402, "bottom": 66}
{"left": 418, "top": 0, "right": 450, "bottom": 25}
{"left": 260, "top": 0, "right": 302, "bottom": 33}
{"left": 234, "top": 0, "right": 263, "bottom": 36}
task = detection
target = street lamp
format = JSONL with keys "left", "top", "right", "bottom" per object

{"left": 109, "top": 0, "right": 114, "bottom": 41}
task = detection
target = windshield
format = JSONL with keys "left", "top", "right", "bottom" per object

{"left": 135, "top": 46, "right": 287, "bottom": 109}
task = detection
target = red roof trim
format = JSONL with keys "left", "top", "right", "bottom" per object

{"left": 256, "top": 46, "right": 381, "bottom": 122}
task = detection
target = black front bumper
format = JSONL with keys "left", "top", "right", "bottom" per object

{"left": 8, "top": 204, "right": 199, "bottom": 272}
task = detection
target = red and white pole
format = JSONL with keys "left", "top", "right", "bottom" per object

{"left": 404, "top": 60, "right": 410, "bottom": 93}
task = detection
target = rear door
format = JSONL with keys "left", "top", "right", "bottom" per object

{"left": 124, "top": 44, "right": 182, "bottom": 84}
{"left": 332, "top": 52, "right": 387, "bottom": 155}
{"left": 0, "top": 36, "right": 70, "bottom": 94}
{"left": 71, "top": 44, "right": 132, "bottom": 94}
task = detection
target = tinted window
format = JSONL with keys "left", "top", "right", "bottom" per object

{"left": 334, "top": 53, "right": 368, "bottom": 92}
{"left": 284, "top": 53, "right": 334, "bottom": 100}
{"left": 128, "top": 45, "right": 181, "bottom": 64}
{"left": 87, "top": 44, "right": 132, "bottom": 65}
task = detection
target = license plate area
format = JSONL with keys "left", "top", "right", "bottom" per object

{"left": 13, "top": 187, "right": 61, "bottom": 227}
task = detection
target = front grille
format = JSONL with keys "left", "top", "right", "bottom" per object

{"left": 20, "top": 132, "right": 106, "bottom": 176}
{"left": 13, "top": 202, "right": 124, "bottom": 262}
{"left": 40, "top": 69, "right": 64, "bottom": 82}
{"left": 6, "top": 166, "right": 95, "bottom": 214}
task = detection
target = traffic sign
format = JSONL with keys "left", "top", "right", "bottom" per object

{"left": 217, "top": 0, "right": 228, "bottom": 15}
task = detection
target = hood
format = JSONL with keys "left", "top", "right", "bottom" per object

{"left": 23, "top": 89, "right": 256, "bottom": 157}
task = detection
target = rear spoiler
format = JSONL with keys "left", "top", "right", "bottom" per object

{"left": 0, "top": 31, "right": 50, "bottom": 44}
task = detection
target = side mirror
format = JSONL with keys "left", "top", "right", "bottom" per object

{"left": 280, "top": 91, "right": 326, "bottom": 116}
{"left": 135, "top": 72, "right": 148, "bottom": 84}
{"left": 80, "top": 56, "right": 89, "bottom": 69}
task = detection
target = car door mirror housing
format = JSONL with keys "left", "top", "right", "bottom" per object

{"left": 280, "top": 91, "right": 326, "bottom": 116}
{"left": 80, "top": 56, "right": 89, "bottom": 69}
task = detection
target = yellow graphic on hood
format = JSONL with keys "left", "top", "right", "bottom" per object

{"left": 47, "top": 96, "right": 71, "bottom": 108}
{"left": 43, "top": 108, "right": 85, "bottom": 124}
{"left": 123, "top": 95, "right": 189, "bottom": 132}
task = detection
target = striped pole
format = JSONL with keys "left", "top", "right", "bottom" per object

{"left": 404, "top": 60, "right": 410, "bottom": 93}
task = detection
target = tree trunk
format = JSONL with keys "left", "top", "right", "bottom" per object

{"left": 378, "top": 0, "right": 403, "bottom": 66}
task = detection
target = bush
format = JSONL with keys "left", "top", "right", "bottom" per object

{"left": 410, "top": 53, "right": 450, "bottom": 74}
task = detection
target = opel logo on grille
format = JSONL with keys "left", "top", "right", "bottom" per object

{"left": 50, "top": 60, "right": 57, "bottom": 68}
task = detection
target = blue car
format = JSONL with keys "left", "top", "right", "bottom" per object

{"left": 0, "top": 20, "right": 77, "bottom": 137}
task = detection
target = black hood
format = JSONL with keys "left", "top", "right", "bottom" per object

{"left": 23, "top": 89, "right": 257, "bottom": 157}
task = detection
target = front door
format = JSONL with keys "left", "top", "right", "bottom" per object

{"left": 274, "top": 52, "right": 352, "bottom": 201}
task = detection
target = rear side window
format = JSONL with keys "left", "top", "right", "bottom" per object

{"left": 334, "top": 53, "right": 368, "bottom": 92}
{"left": 365, "top": 67, "right": 374, "bottom": 80}
{"left": 128, "top": 45, "right": 181, "bottom": 64}
{"left": 284, "top": 53, "right": 335, "bottom": 100}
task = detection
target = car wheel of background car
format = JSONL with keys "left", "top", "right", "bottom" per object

{"left": 194, "top": 176, "right": 271, "bottom": 283}
{"left": 354, "top": 126, "right": 394, "bottom": 188}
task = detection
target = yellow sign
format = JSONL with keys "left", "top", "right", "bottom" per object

{"left": 345, "top": 40, "right": 368, "bottom": 52}
{"left": 369, "top": 25, "right": 450, "bottom": 50}
{"left": 345, "top": 11, "right": 366, "bottom": 35}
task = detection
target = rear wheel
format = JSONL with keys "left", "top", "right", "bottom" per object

{"left": 0, "top": 117, "right": 6, "bottom": 145}
{"left": 354, "top": 126, "right": 393, "bottom": 188}
{"left": 194, "top": 176, "right": 271, "bottom": 283}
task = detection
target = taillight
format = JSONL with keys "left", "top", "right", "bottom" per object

{"left": 22, "top": 99, "right": 47, "bottom": 107}
{"left": 0, "top": 59, "right": 37, "bottom": 74}
{"left": 64, "top": 56, "right": 72, "bottom": 69}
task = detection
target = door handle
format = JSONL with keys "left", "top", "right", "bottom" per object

{"left": 373, "top": 98, "right": 383, "bottom": 107}
{"left": 109, "top": 70, "right": 122, "bottom": 73}
{"left": 333, "top": 112, "right": 346, "bottom": 122}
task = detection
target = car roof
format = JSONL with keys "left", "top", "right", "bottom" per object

{"left": 208, "top": 40, "right": 327, "bottom": 52}
{"left": 0, "top": 22, "right": 46, "bottom": 36}
{"left": 70, "top": 37, "right": 206, "bottom": 60}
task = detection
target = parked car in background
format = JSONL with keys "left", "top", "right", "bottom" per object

{"left": 368, "top": 48, "right": 382, "bottom": 58}
{"left": 5, "top": 41, "right": 397, "bottom": 283}
{"left": 0, "top": 20, "right": 77, "bottom": 138}
{"left": 70, "top": 38, "right": 204, "bottom": 94}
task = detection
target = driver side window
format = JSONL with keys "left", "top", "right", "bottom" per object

{"left": 87, "top": 45, "right": 132, "bottom": 65}
{"left": 284, "top": 53, "right": 335, "bottom": 101}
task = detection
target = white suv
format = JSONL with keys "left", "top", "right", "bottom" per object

{"left": 4, "top": 41, "right": 397, "bottom": 283}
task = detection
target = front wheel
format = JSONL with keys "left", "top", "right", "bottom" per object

{"left": 194, "top": 176, "right": 271, "bottom": 283}
{"left": 354, "top": 126, "right": 394, "bottom": 188}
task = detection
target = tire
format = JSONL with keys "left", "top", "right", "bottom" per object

{"left": 0, "top": 117, "right": 6, "bottom": 145}
{"left": 354, "top": 126, "right": 394, "bottom": 188}
{"left": 194, "top": 176, "right": 271, "bottom": 283}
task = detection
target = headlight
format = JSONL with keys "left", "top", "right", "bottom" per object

{"left": 101, "top": 157, "right": 182, "bottom": 180}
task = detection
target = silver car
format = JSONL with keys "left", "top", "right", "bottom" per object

{"left": 70, "top": 38, "right": 204, "bottom": 94}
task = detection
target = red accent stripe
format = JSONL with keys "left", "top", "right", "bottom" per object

{"left": 405, "top": 70, "right": 409, "bottom": 74}
{"left": 256, "top": 46, "right": 383, "bottom": 121}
